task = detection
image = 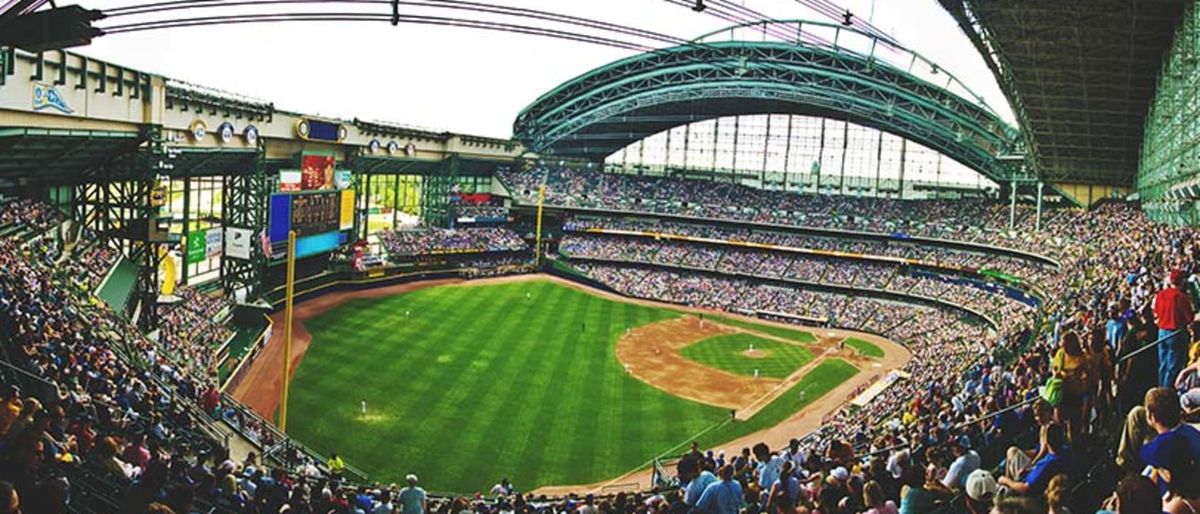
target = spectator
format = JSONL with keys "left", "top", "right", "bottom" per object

{"left": 1044, "top": 474, "right": 1069, "bottom": 514}
{"left": 696, "top": 465, "right": 743, "bottom": 514}
{"left": 400, "top": 473, "right": 427, "bottom": 514}
{"left": 963, "top": 469, "right": 996, "bottom": 514}
{"left": 861, "top": 480, "right": 897, "bottom": 514}
{"left": 1154, "top": 270, "right": 1194, "bottom": 388}
{"left": 1051, "top": 332, "right": 1089, "bottom": 442}
{"left": 1099, "top": 475, "right": 1162, "bottom": 514}
{"left": 997, "top": 422, "right": 1067, "bottom": 497}
{"left": 680, "top": 456, "right": 717, "bottom": 508}
{"left": 0, "top": 481, "right": 16, "bottom": 514}
{"left": 938, "top": 441, "right": 980, "bottom": 492}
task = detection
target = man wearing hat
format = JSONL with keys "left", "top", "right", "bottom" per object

{"left": 964, "top": 469, "right": 996, "bottom": 514}
{"left": 399, "top": 474, "right": 426, "bottom": 514}
{"left": 1154, "top": 270, "right": 1194, "bottom": 388}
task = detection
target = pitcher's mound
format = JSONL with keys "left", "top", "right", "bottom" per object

{"left": 742, "top": 349, "right": 771, "bottom": 359}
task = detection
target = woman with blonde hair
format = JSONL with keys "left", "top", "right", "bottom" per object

{"left": 860, "top": 481, "right": 896, "bottom": 514}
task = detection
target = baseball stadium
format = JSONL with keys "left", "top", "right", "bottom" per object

{"left": 0, "top": 1, "right": 1199, "bottom": 513}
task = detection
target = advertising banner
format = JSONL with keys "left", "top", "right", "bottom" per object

{"left": 206, "top": 229, "right": 223, "bottom": 258}
{"left": 186, "top": 229, "right": 207, "bottom": 264}
{"left": 225, "top": 227, "right": 252, "bottom": 260}
{"left": 335, "top": 170, "right": 353, "bottom": 190}
{"left": 280, "top": 170, "right": 302, "bottom": 192}
{"left": 340, "top": 189, "right": 355, "bottom": 230}
{"left": 300, "top": 153, "right": 335, "bottom": 190}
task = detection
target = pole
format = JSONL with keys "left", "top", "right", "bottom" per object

{"left": 280, "top": 230, "right": 296, "bottom": 432}
{"left": 1036, "top": 181, "right": 1044, "bottom": 231}
{"left": 535, "top": 184, "right": 546, "bottom": 268}
{"left": 1009, "top": 179, "right": 1017, "bottom": 228}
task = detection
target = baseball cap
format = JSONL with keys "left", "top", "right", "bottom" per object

{"left": 965, "top": 469, "right": 997, "bottom": 501}
{"left": 830, "top": 467, "right": 849, "bottom": 481}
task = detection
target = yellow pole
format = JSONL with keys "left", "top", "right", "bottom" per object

{"left": 534, "top": 184, "right": 546, "bottom": 267}
{"left": 281, "top": 230, "right": 296, "bottom": 432}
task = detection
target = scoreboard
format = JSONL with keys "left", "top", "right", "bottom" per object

{"left": 290, "top": 192, "right": 341, "bottom": 237}
{"left": 269, "top": 189, "right": 355, "bottom": 258}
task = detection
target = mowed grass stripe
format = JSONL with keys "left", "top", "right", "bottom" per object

{"left": 287, "top": 280, "right": 859, "bottom": 492}
{"left": 844, "top": 337, "right": 885, "bottom": 358}
{"left": 431, "top": 285, "right": 545, "bottom": 485}
{"left": 680, "top": 334, "right": 813, "bottom": 378}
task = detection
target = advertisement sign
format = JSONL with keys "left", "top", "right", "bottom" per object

{"left": 206, "top": 229, "right": 223, "bottom": 258}
{"left": 300, "top": 153, "right": 335, "bottom": 190}
{"left": 280, "top": 170, "right": 302, "bottom": 192}
{"left": 186, "top": 230, "right": 207, "bottom": 264}
{"left": 457, "top": 193, "right": 492, "bottom": 205}
{"left": 225, "top": 227, "right": 252, "bottom": 260}
{"left": 32, "top": 83, "right": 73, "bottom": 114}
{"left": 335, "top": 170, "right": 353, "bottom": 190}
{"left": 340, "top": 189, "right": 355, "bottom": 230}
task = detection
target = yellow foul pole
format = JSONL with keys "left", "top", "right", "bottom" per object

{"left": 534, "top": 184, "right": 546, "bottom": 267}
{"left": 281, "top": 230, "right": 296, "bottom": 432}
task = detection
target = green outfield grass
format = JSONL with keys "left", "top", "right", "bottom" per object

{"left": 844, "top": 337, "right": 884, "bottom": 358}
{"left": 286, "top": 279, "right": 861, "bottom": 493}
{"left": 709, "top": 315, "right": 817, "bottom": 343}
{"left": 680, "top": 333, "right": 813, "bottom": 378}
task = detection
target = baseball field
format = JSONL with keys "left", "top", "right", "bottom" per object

{"left": 276, "top": 277, "right": 887, "bottom": 493}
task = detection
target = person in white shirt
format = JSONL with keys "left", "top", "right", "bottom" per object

{"left": 782, "top": 438, "right": 806, "bottom": 475}
{"left": 490, "top": 477, "right": 513, "bottom": 497}
{"left": 373, "top": 490, "right": 395, "bottom": 514}
{"left": 939, "top": 441, "right": 981, "bottom": 491}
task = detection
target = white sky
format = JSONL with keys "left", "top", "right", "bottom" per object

{"left": 74, "top": 0, "right": 1013, "bottom": 139}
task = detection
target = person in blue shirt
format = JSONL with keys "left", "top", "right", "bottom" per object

{"left": 1138, "top": 387, "right": 1200, "bottom": 494}
{"left": 679, "top": 457, "right": 717, "bottom": 508}
{"left": 998, "top": 422, "right": 1067, "bottom": 497}
{"left": 696, "top": 465, "right": 743, "bottom": 514}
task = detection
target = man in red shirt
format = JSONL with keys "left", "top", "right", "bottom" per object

{"left": 1154, "top": 270, "right": 1194, "bottom": 388}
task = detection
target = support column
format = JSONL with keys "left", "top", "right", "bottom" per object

{"left": 1036, "top": 181, "right": 1044, "bottom": 231}
{"left": 1009, "top": 179, "right": 1017, "bottom": 229}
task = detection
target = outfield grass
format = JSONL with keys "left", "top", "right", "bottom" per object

{"left": 287, "top": 280, "right": 860, "bottom": 493}
{"left": 680, "top": 333, "right": 813, "bottom": 378}
{"left": 709, "top": 316, "right": 817, "bottom": 343}
{"left": 843, "top": 337, "right": 884, "bottom": 358}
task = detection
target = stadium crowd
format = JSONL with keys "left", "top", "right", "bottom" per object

{"left": 380, "top": 227, "right": 527, "bottom": 258}
{"left": 498, "top": 166, "right": 1085, "bottom": 261}
{"left": 2, "top": 157, "right": 1200, "bottom": 514}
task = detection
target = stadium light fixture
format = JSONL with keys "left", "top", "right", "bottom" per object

{"left": 840, "top": 9, "right": 852, "bottom": 26}
{"left": 692, "top": 0, "right": 706, "bottom": 12}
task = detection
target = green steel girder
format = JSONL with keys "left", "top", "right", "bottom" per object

{"left": 514, "top": 40, "right": 1022, "bottom": 183}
